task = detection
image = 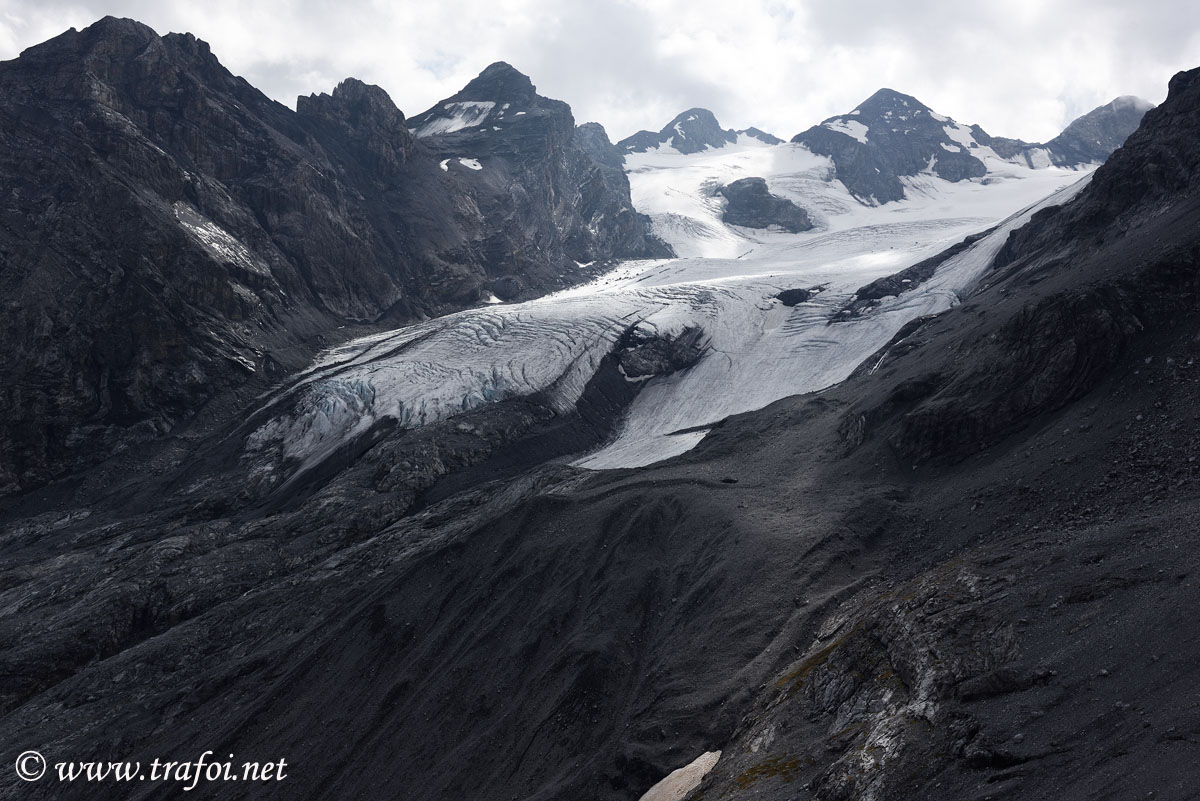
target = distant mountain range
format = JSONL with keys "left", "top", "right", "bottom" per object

{"left": 620, "top": 90, "right": 1152, "bottom": 204}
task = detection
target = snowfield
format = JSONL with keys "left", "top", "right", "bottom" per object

{"left": 245, "top": 137, "right": 1093, "bottom": 478}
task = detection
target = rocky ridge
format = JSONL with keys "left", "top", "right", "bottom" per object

{"left": 792, "top": 88, "right": 1154, "bottom": 203}
{"left": 617, "top": 108, "right": 782, "bottom": 154}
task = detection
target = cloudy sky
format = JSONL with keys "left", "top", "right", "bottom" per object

{"left": 1, "top": 0, "right": 1197, "bottom": 142}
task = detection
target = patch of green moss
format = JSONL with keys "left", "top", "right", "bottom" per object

{"left": 735, "top": 755, "right": 802, "bottom": 789}
{"left": 776, "top": 621, "right": 865, "bottom": 692}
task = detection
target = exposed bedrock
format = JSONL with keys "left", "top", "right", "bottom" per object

{"left": 717, "top": 177, "right": 813, "bottom": 233}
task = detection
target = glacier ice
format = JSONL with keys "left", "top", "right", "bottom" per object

{"left": 244, "top": 139, "right": 1094, "bottom": 479}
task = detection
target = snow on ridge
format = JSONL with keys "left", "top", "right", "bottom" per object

{"left": 942, "top": 122, "right": 977, "bottom": 149}
{"left": 414, "top": 101, "right": 496, "bottom": 138}
{"left": 824, "top": 118, "right": 870, "bottom": 143}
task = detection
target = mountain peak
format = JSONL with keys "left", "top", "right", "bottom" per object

{"left": 298, "top": 77, "right": 407, "bottom": 136}
{"left": 459, "top": 61, "right": 537, "bottom": 103}
{"left": 328, "top": 77, "right": 403, "bottom": 117}
{"left": 84, "top": 15, "right": 157, "bottom": 38}
{"left": 853, "top": 87, "right": 933, "bottom": 116}
{"left": 17, "top": 15, "right": 158, "bottom": 62}
{"left": 1109, "top": 95, "right": 1155, "bottom": 113}
{"left": 669, "top": 107, "right": 721, "bottom": 127}
{"left": 1042, "top": 94, "right": 1155, "bottom": 166}
{"left": 793, "top": 89, "right": 984, "bottom": 203}
{"left": 618, "top": 107, "right": 738, "bottom": 154}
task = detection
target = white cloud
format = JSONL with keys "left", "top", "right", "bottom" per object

{"left": 0, "top": 0, "right": 1196, "bottom": 143}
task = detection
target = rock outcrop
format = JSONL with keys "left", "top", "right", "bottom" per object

{"left": 717, "top": 177, "right": 813, "bottom": 233}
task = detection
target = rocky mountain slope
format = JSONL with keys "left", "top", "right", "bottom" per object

{"left": 792, "top": 88, "right": 1154, "bottom": 203}
{"left": 1040, "top": 95, "right": 1156, "bottom": 167}
{"left": 0, "top": 19, "right": 1196, "bottom": 801}
{"left": 0, "top": 18, "right": 664, "bottom": 495}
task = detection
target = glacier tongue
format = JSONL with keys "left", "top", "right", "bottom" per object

{"left": 245, "top": 140, "right": 1093, "bottom": 479}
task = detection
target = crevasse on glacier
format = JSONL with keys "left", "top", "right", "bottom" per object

{"left": 245, "top": 136, "right": 1092, "bottom": 480}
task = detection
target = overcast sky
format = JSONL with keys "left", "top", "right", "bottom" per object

{"left": 1, "top": 0, "right": 1197, "bottom": 142}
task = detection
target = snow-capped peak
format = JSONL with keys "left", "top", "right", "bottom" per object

{"left": 618, "top": 109, "right": 781, "bottom": 155}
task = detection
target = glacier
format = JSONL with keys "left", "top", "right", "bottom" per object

{"left": 243, "top": 137, "right": 1092, "bottom": 480}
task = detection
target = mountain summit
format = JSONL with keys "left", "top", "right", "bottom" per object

{"left": 1041, "top": 95, "right": 1155, "bottom": 166}
{"left": 617, "top": 108, "right": 781, "bottom": 154}
{"left": 792, "top": 89, "right": 1154, "bottom": 203}
{"left": 792, "top": 88, "right": 989, "bottom": 202}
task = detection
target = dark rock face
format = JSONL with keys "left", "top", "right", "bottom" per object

{"left": 0, "top": 22, "right": 662, "bottom": 494}
{"left": 575, "top": 121, "right": 673, "bottom": 256}
{"left": 791, "top": 88, "right": 1153, "bottom": 204}
{"left": 791, "top": 88, "right": 989, "bottom": 203}
{"left": 618, "top": 107, "right": 738, "bottom": 154}
{"left": 406, "top": 62, "right": 671, "bottom": 268}
{"left": 1043, "top": 95, "right": 1155, "bottom": 166}
{"left": 717, "top": 177, "right": 813, "bottom": 232}
{"left": 575, "top": 121, "right": 627, "bottom": 188}
{"left": 617, "top": 326, "right": 707, "bottom": 378}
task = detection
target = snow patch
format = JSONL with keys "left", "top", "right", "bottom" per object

{"left": 413, "top": 101, "right": 496, "bottom": 137}
{"left": 942, "top": 123, "right": 977, "bottom": 149}
{"left": 173, "top": 202, "right": 270, "bottom": 277}
{"left": 638, "top": 751, "right": 721, "bottom": 801}
{"left": 825, "top": 118, "right": 870, "bottom": 143}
